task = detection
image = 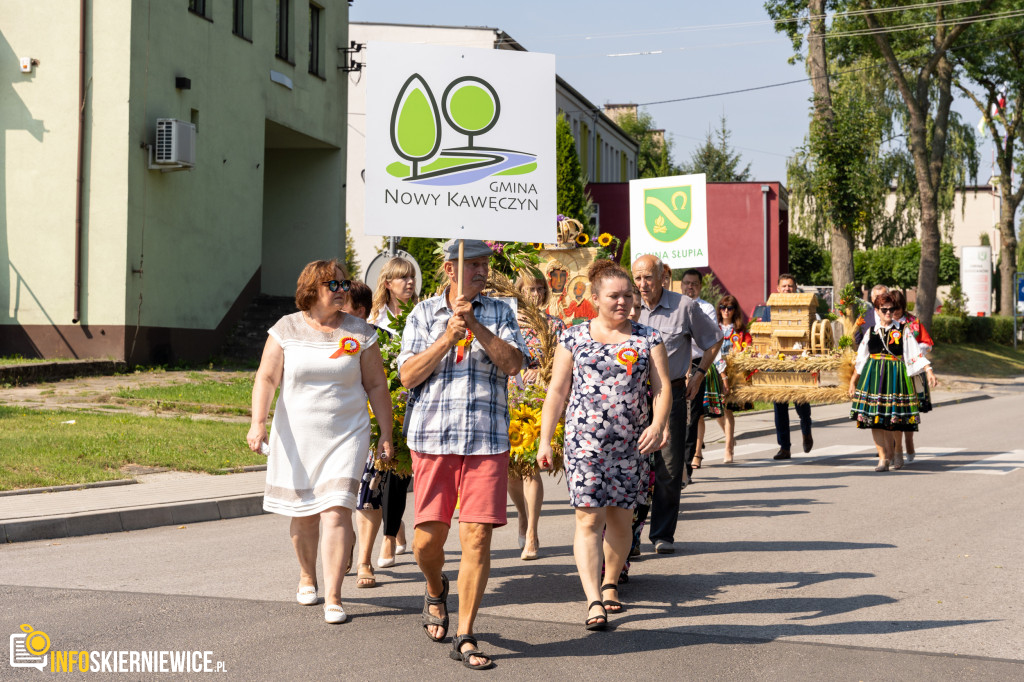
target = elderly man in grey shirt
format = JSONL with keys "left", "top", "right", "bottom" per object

{"left": 633, "top": 255, "right": 723, "bottom": 554}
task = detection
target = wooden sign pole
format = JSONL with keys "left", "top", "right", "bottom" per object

{"left": 457, "top": 239, "right": 465, "bottom": 299}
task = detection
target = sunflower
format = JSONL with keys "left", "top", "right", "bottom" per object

{"left": 510, "top": 421, "right": 538, "bottom": 456}
{"left": 597, "top": 233, "right": 613, "bottom": 247}
{"left": 511, "top": 404, "right": 541, "bottom": 428}
{"left": 575, "top": 233, "right": 590, "bottom": 246}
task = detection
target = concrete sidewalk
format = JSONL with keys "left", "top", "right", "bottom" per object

{"left": 0, "top": 389, "right": 991, "bottom": 544}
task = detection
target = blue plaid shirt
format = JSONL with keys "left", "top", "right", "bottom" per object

{"left": 398, "top": 289, "right": 528, "bottom": 455}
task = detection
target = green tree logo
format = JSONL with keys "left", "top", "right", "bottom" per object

{"left": 390, "top": 74, "right": 442, "bottom": 179}
{"left": 442, "top": 77, "right": 500, "bottom": 148}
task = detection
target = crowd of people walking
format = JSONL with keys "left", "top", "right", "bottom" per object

{"left": 246, "top": 243, "right": 938, "bottom": 669}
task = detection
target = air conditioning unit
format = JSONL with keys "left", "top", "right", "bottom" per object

{"left": 150, "top": 118, "right": 195, "bottom": 169}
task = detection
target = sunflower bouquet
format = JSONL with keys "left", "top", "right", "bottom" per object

{"left": 594, "top": 232, "right": 621, "bottom": 261}
{"left": 368, "top": 299, "right": 415, "bottom": 477}
{"left": 369, "top": 387, "right": 413, "bottom": 477}
{"left": 507, "top": 382, "right": 564, "bottom": 478}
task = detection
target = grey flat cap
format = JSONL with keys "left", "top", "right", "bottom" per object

{"left": 442, "top": 238, "right": 493, "bottom": 261}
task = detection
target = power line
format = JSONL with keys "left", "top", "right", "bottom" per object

{"left": 504, "top": 0, "right": 984, "bottom": 45}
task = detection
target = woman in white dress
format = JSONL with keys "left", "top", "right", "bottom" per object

{"left": 247, "top": 260, "right": 394, "bottom": 624}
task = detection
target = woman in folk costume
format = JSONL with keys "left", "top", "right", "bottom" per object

{"left": 848, "top": 291, "right": 937, "bottom": 472}
{"left": 889, "top": 290, "right": 935, "bottom": 463}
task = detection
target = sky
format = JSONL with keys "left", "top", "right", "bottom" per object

{"left": 350, "top": 0, "right": 996, "bottom": 186}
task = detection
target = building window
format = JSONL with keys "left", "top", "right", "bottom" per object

{"left": 188, "top": 0, "right": 209, "bottom": 19}
{"left": 276, "top": 0, "right": 292, "bottom": 61}
{"left": 308, "top": 4, "right": 323, "bottom": 76}
{"left": 233, "top": 0, "right": 252, "bottom": 39}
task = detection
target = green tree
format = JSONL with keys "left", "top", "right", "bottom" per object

{"left": 954, "top": 16, "right": 1023, "bottom": 315}
{"left": 615, "top": 109, "right": 677, "bottom": 178}
{"left": 766, "top": 0, "right": 990, "bottom": 329}
{"left": 343, "top": 224, "right": 360, "bottom": 280}
{"left": 397, "top": 237, "right": 444, "bottom": 297}
{"left": 679, "top": 115, "right": 751, "bottom": 181}
{"left": 555, "top": 113, "right": 589, "bottom": 225}
{"left": 788, "top": 234, "right": 832, "bottom": 284}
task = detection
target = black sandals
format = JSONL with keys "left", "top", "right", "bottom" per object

{"left": 421, "top": 573, "right": 449, "bottom": 642}
{"left": 601, "top": 583, "right": 624, "bottom": 613}
{"left": 585, "top": 601, "right": 608, "bottom": 631}
{"left": 450, "top": 634, "right": 495, "bottom": 670}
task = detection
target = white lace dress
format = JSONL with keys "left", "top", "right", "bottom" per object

{"left": 263, "top": 312, "right": 377, "bottom": 516}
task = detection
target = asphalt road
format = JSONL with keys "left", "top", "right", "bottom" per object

{"left": 2, "top": 394, "right": 1022, "bottom": 680}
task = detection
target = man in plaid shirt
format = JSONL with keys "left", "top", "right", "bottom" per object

{"left": 398, "top": 239, "right": 526, "bottom": 670}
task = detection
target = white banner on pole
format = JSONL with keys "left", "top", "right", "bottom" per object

{"left": 961, "top": 245, "right": 992, "bottom": 316}
{"left": 364, "top": 42, "right": 556, "bottom": 243}
{"left": 628, "top": 174, "right": 709, "bottom": 269}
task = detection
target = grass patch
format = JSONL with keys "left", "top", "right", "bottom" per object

{"left": 0, "top": 355, "right": 83, "bottom": 366}
{"left": 930, "top": 341, "right": 1024, "bottom": 378}
{"left": 0, "top": 406, "right": 262, "bottom": 490}
{"left": 113, "top": 374, "right": 255, "bottom": 411}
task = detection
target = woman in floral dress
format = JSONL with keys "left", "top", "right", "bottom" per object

{"left": 537, "top": 260, "right": 671, "bottom": 630}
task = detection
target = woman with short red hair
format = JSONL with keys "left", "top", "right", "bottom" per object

{"left": 247, "top": 259, "right": 394, "bottom": 624}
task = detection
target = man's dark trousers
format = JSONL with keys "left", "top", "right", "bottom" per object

{"left": 650, "top": 381, "right": 691, "bottom": 545}
{"left": 774, "top": 402, "right": 812, "bottom": 450}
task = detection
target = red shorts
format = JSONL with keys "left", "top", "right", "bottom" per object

{"left": 411, "top": 451, "right": 509, "bottom": 528}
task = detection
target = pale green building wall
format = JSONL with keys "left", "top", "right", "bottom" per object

{"left": 1, "top": 1, "right": 131, "bottom": 329}
{"left": 1, "top": 0, "right": 349, "bottom": 360}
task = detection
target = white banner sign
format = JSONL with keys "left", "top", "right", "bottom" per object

{"left": 364, "top": 42, "right": 556, "bottom": 243}
{"left": 628, "top": 174, "right": 709, "bottom": 269}
{"left": 960, "top": 245, "right": 992, "bottom": 316}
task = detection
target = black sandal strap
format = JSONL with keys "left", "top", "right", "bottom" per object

{"left": 600, "top": 583, "right": 617, "bottom": 592}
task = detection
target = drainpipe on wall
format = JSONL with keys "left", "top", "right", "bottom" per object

{"left": 72, "top": 0, "right": 86, "bottom": 324}
{"left": 761, "top": 184, "right": 770, "bottom": 304}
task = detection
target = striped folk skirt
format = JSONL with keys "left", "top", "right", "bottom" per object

{"left": 850, "top": 354, "right": 921, "bottom": 432}
{"left": 703, "top": 365, "right": 725, "bottom": 418}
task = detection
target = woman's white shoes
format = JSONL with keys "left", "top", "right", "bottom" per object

{"left": 324, "top": 604, "right": 347, "bottom": 624}
{"left": 296, "top": 584, "right": 318, "bottom": 606}
{"left": 395, "top": 543, "right": 407, "bottom": 555}
{"left": 377, "top": 555, "right": 396, "bottom": 568}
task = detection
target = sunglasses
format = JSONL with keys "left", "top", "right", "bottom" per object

{"left": 877, "top": 306, "right": 900, "bottom": 313}
{"left": 719, "top": 305, "right": 736, "bottom": 310}
{"left": 323, "top": 280, "right": 351, "bottom": 292}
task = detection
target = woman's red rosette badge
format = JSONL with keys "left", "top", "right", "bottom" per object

{"left": 330, "top": 337, "right": 360, "bottom": 359}
{"left": 887, "top": 329, "right": 902, "bottom": 345}
{"left": 616, "top": 347, "right": 639, "bottom": 376}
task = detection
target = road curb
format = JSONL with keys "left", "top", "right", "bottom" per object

{"left": 0, "top": 479, "right": 137, "bottom": 498}
{"left": 734, "top": 393, "right": 992, "bottom": 441}
{"left": 1, "top": 495, "right": 267, "bottom": 544}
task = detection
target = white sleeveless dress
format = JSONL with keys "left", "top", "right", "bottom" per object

{"left": 263, "top": 312, "right": 377, "bottom": 516}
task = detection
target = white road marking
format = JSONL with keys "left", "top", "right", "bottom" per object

{"left": 947, "top": 450, "right": 1024, "bottom": 475}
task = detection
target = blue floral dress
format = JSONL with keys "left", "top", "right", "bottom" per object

{"left": 560, "top": 321, "right": 663, "bottom": 509}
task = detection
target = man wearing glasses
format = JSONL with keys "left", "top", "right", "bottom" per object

{"left": 398, "top": 239, "right": 527, "bottom": 670}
